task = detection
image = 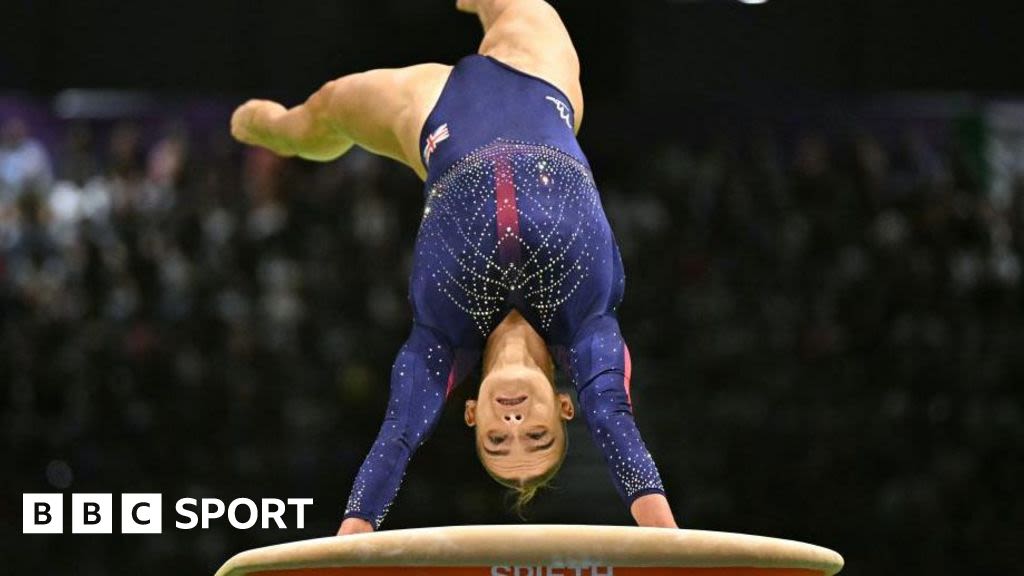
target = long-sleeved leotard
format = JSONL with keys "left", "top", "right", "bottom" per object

{"left": 343, "top": 55, "right": 665, "bottom": 529}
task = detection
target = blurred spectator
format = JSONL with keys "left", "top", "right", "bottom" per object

{"left": 0, "top": 117, "right": 53, "bottom": 201}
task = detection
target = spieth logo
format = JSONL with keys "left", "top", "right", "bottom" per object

{"left": 491, "top": 567, "right": 613, "bottom": 576}
{"left": 23, "top": 493, "right": 312, "bottom": 534}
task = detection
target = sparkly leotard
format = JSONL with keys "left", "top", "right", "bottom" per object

{"left": 343, "top": 55, "right": 665, "bottom": 528}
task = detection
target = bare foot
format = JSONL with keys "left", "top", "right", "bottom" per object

{"left": 230, "top": 99, "right": 286, "bottom": 148}
{"left": 455, "top": 0, "right": 480, "bottom": 14}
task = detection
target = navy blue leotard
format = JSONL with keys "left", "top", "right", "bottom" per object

{"left": 343, "top": 55, "right": 665, "bottom": 528}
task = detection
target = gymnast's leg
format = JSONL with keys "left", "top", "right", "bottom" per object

{"left": 230, "top": 63, "right": 449, "bottom": 179}
{"left": 458, "top": 0, "right": 584, "bottom": 131}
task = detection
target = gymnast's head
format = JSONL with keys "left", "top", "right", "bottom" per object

{"left": 464, "top": 330, "right": 574, "bottom": 510}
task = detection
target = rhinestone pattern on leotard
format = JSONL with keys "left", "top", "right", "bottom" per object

{"left": 417, "top": 140, "right": 602, "bottom": 336}
{"left": 571, "top": 320, "right": 666, "bottom": 503}
{"left": 343, "top": 330, "right": 453, "bottom": 529}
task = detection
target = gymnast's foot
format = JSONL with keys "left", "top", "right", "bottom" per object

{"left": 230, "top": 99, "right": 292, "bottom": 154}
{"left": 455, "top": 0, "right": 480, "bottom": 13}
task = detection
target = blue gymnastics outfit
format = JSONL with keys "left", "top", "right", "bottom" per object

{"left": 343, "top": 55, "right": 665, "bottom": 529}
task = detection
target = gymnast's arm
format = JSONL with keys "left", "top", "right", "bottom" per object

{"left": 230, "top": 64, "right": 448, "bottom": 177}
{"left": 338, "top": 324, "right": 455, "bottom": 534}
{"left": 570, "top": 316, "right": 678, "bottom": 528}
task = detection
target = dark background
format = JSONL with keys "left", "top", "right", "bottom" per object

{"left": 3, "top": 1, "right": 1023, "bottom": 575}
{"left": 3, "top": 0, "right": 1022, "bottom": 95}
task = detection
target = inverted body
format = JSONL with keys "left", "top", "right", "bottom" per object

{"left": 343, "top": 55, "right": 665, "bottom": 529}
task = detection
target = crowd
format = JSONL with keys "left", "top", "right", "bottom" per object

{"left": 3, "top": 102, "right": 1021, "bottom": 575}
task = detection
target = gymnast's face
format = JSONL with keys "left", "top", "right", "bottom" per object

{"left": 464, "top": 364, "right": 575, "bottom": 481}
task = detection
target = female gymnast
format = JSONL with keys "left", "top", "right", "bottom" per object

{"left": 230, "top": 0, "right": 678, "bottom": 535}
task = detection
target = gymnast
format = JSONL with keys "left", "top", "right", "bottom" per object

{"left": 230, "top": 0, "right": 678, "bottom": 535}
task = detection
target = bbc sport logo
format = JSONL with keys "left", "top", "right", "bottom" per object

{"left": 23, "top": 493, "right": 313, "bottom": 534}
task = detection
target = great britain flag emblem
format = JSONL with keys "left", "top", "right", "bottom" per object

{"left": 423, "top": 123, "right": 450, "bottom": 166}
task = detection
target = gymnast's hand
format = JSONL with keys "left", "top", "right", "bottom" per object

{"left": 337, "top": 517, "right": 374, "bottom": 536}
{"left": 631, "top": 493, "right": 679, "bottom": 529}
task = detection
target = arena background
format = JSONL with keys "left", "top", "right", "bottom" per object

{"left": 2, "top": 1, "right": 1022, "bottom": 574}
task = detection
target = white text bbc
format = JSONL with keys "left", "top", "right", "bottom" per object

{"left": 23, "top": 494, "right": 313, "bottom": 534}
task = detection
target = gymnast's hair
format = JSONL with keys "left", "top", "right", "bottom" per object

{"left": 480, "top": 419, "right": 569, "bottom": 516}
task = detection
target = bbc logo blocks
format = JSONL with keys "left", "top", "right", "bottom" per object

{"left": 23, "top": 494, "right": 63, "bottom": 534}
{"left": 122, "top": 493, "right": 162, "bottom": 534}
{"left": 71, "top": 493, "right": 112, "bottom": 533}
{"left": 24, "top": 494, "right": 162, "bottom": 534}
{"left": 24, "top": 494, "right": 311, "bottom": 533}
